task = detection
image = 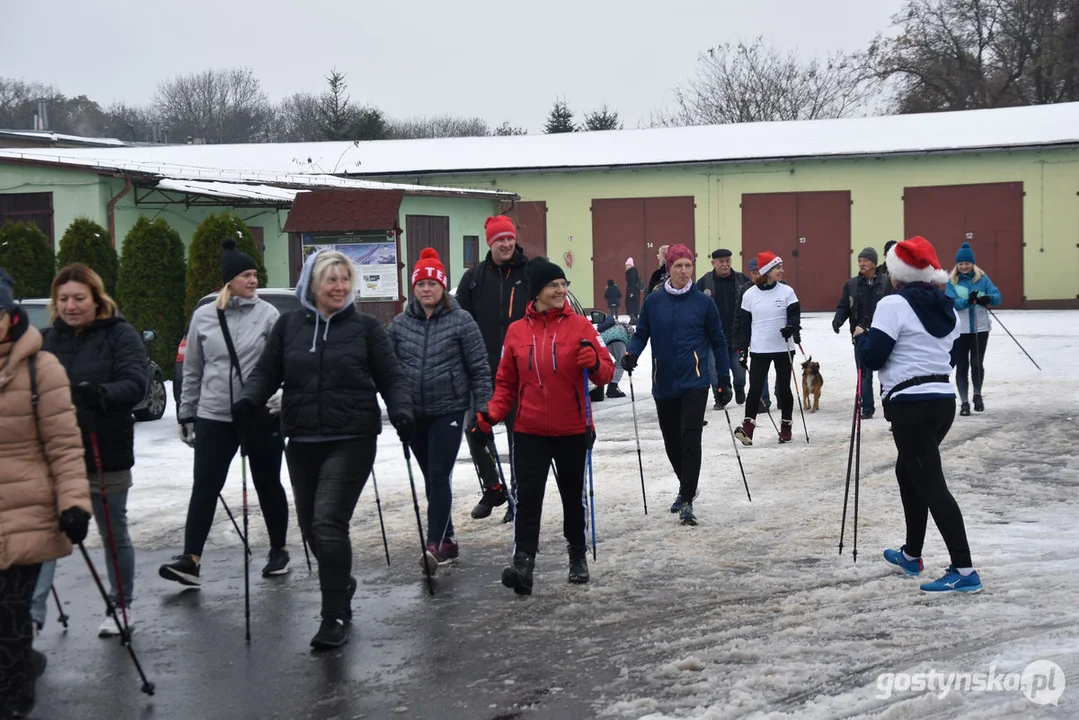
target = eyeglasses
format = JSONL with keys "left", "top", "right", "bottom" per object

{"left": 545, "top": 280, "right": 571, "bottom": 290}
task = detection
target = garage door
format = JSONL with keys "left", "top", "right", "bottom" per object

{"left": 903, "top": 183, "right": 1023, "bottom": 308}
{"left": 591, "top": 196, "right": 695, "bottom": 311}
{"left": 501, "top": 200, "right": 548, "bottom": 261}
{"left": 741, "top": 191, "right": 851, "bottom": 311}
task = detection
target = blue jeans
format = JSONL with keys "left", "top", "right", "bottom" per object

{"left": 91, "top": 489, "right": 135, "bottom": 609}
{"left": 608, "top": 341, "right": 627, "bottom": 385}
{"left": 708, "top": 348, "right": 748, "bottom": 396}
{"left": 29, "top": 560, "right": 55, "bottom": 629}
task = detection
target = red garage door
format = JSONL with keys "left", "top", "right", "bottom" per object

{"left": 591, "top": 196, "right": 695, "bottom": 311}
{"left": 741, "top": 191, "right": 851, "bottom": 311}
{"left": 501, "top": 200, "right": 548, "bottom": 261}
{"left": 903, "top": 183, "right": 1023, "bottom": 308}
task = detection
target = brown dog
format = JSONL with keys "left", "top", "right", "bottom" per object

{"left": 801, "top": 357, "right": 824, "bottom": 412}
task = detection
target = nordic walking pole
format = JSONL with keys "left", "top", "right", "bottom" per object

{"left": 839, "top": 368, "right": 862, "bottom": 556}
{"left": 402, "top": 444, "right": 435, "bottom": 597}
{"left": 788, "top": 350, "right": 809, "bottom": 443}
{"left": 627, "top": 371, "right": 648, "bottom": 515}
{"left": 299, "top": 530, "right": 313, "bottom": 572}
{"left": 853, "top": 377, "right": 862, "bottom": 564}
{"left": 50, "top": 584, "right": 69, "bottom": 629}
{"left": 217, "top": 495, "right": 252, "bottom": 556}
{"left": 77, "top": 542, "right": 155, "bottom": 695}
{"left": 370, "top": 467, "right": 391, "bottom": 567}
{"left": 240, "top": 435, "right": 251, "bottom": 643}
{"left": 87, "top": 430, "right": 131, "bottom": 634}
{"left": 988, "top": 308, "right": 1041, "bottom": 370}
{"left": 722, "top": 406, "right": 752, "bottom": 502}
{"left": 487, "top": 439, "right": 515, "bottom": 516}
{"left": 581, "top": 354, "right": 598, "bottom": 561}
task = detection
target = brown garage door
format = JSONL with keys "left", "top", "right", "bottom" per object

{"left": 405, "top": 215, "right": 451, "bottom": 287}
{"left": 501, "top": 200, "right": 548, "bottom": 261}
{"left": 591, "top": 196, "right": 695, "bottom": 311}
{"left": 903, "top": 183, "right": 1023, "bottom": 308}
{"left": 741, "top": 191, "right": 851, "bottom": 311}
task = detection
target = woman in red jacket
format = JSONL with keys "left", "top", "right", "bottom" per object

{"left": 475, "top": 257, "right": 614, "bottom": 595}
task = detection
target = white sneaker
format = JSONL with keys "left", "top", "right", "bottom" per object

{"left": 98, "top": 610, "right": 134, "bottom": 638}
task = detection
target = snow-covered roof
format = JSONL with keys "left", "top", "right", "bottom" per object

{"left": 0, "top": 149, "right": 515, "bottom": 200}
{"left": 1, "top": 103, "right": 1077, "bottom": 178}
{"left": 0, "top": 129, "right": 129, "bottom": 148}
{"left": 156, "top": 179, "right": 302, "bottom": 203}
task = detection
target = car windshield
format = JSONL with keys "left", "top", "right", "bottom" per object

{"left": 20, "top": 303, "right": 51, "bottom": 330}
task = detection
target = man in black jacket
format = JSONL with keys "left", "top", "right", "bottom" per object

{"left": 833, "top": 246, "right": 892, "bottom": 419}
{"left": 696, "top": 248, "right": 751, "bottom": 407}
{"left": 455, "top": 215, "right": 529, "bottom": 522}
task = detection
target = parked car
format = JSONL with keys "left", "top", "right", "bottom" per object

{"left": 447, "top": 286, "right": 603, "bottom": 323}
{"left": 20, "top": 298, "right": 168, "bottom": 422}
{"left": 174, "top": 288, "right": 303, "bottom": 407}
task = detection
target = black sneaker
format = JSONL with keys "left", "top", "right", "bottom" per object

{"left": 310, "top": 618, "right": 349, "bottom": 650}
{"left": 159, "top": 554, "right": 201, "bottom": 587}
{"left": 735, "top": 387, "right": 746, "bottom": 405}
{"left": 959, "top": 402, "right": 971, "bottom": 416}
{"left": 680, "top": 503, "right": 698, "bottom": 526}
{"left": 605, "top": 384, "right": 626, "bottom": 399}
{"left": 470, "top": 486, "right": 507, "bottom": 519}
{"left": 713, "top": 397, "right": 723, "bottom": 410}
{"left": 568, "top": 545, "right": 589, "bottom": 584}
{"left": 262, "top": 548, "right": 291, "bottom": 577}
{"left": 973, "top": 394, "right": 984, "bottom": 412}
{"left": 861, "top": 409, "right": 874, "bottom": 420}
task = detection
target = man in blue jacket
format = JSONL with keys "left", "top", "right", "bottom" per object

{"left": 622, "top": 245, "right": 732, "bottom": 526}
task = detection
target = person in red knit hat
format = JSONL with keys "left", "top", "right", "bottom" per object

{"left": 473, "top": 256, "right": 614, "bottom": 594}
{"left": 389, "top": 249, "right": 492, "bottom": 576}
{"left": 455, "top": 215, "right": 530, "bottom": 523}
{"left": 732, "top": 251, "right": 801, "bottom": 445}
{"left": 854, "top": 236, "right": 981, "bottom": 594}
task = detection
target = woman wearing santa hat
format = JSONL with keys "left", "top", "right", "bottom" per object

{"left": 732, "top": 251, "right": 801, "bottom": 445}
{"left": 389, "top": 249, "right": 492, "bottom": 576}
{"left": 855, "top": 236, "right": 981, "bottom": 594}
{"left": 474, "top": 256, "right": 614, "bottom": 595}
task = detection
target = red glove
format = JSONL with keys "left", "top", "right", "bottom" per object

{"left": 576, "top": 343, "right": 600, "bottom": 371}
{"left": 474, "top": 412, "right": 492, "bottom": 434}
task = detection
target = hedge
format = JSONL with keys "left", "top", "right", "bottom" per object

{"left": 185, "top": 213, "right": 267, "bottom": 320}
{"left": 0, "top": 222, "right": 55, "bottom": 299}
{"left": 56, "top": 217, "right": 119, "bottom": 297}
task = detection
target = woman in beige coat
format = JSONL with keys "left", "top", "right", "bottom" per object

{"left": 0, "top": 269, "right": 92, "bottom": 719}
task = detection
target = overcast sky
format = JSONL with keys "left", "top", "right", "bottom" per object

{"left": 2, "top": 0, "right": 907, "bottom": 132}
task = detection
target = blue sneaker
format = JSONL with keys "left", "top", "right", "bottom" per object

{"left": 883, "top": 548, "right": 923, "bottom": 576}
{"left": 920, "top": 566, "right": 982, "bottom": 594}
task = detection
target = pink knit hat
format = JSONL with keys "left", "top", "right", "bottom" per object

{"left": 625, "top": 257, "right": 634, "bottom": 267}
{"left": 664, "top": 244, "right": 694, "bottom": 267}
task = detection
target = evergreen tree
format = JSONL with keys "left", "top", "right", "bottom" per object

{"left": 0, "top": 222, "right": 55, "bottom": 299}
{"left": 118, "top": 217, "right": 186, "bottom": 380}
{"left": 185, "top": 213, "right": 267, "bottom": 320}
{"left": 583, "top": 104, "right": 623, "bottom": 131}
{"left": 543, "top": 99, "right": 577, "bottom": 133}
{"left": 56, "top": 217, "right": 119, "bottom": 297}
{"left": 319, "top": 69, "right": 354, "bottom": 141}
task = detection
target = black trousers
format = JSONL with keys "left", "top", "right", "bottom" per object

{"left": 0, "top": 563, "right": 41, "bottom": 707}
{"left": 468, "top": 406, "right": 516, "bottom": 498}
{"left": 285, "top": 438, "right": 375, "bottom": 620}
{"left": 654, "top": 387, "right": 709, "bottom": 501}
{"left": 890, "top": 399, "right": 973, "bottom": 568}
{"left": 745, "top": 352, "right": 794, "bottom": 421}
{"left": 185, "top": 418, "right": 289, "bottom": 557}
{"left": 953, "top": 332, "right": 989, "bottom": 403}
{"left": 410, "top": 413, "right": 464, "bottom": 546}
{"left": 512, "top": 433, "right": 589, "bottom": 557}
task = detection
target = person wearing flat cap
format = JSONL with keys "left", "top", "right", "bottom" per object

{"left": 832, "top": 246, "right": 892, "bottom": 419}
{"left": 697, "top": 249, "right": 752, "bottom": 407}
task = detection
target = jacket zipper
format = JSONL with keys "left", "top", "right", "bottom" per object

{"left": 653, "top": 359, "right": 658, "bottom": 384}
{"left": 419, "top": 316, "right": 433, "bottom": 417}
{"left": 693, "top": 351, "right": 700, "bottom": 378}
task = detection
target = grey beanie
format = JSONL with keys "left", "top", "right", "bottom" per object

{"left": 858, "top": 247, "right": 879, "bottom": 264}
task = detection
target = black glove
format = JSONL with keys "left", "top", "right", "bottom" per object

{"left": 780, "top": 325, "right": 795, "bottom": 340}
{"left": 74, "top": 382, "right": 102, "bottom": 410}
{"left": 716, "top": 383, "right": 733, "bottom": 408}
{"left": 968, "top": 290, "right": 979, "bottom": 304}
{"left": 230, "top": 397, "right": 256, "bottom": 426}
{"left": 59, "top": 507, "right": 91, "bottom": 544}
{"left": 621, "top": 353, "right": 637, "bottom": 374}
{"left": 793, "top": 327, "right": 801, "bottom": 345}
{"left": 391, "top": 410, "right": 415, "bottom": 443}
{"left": 737, "top": 349, "right": 748, "bottom": 370}
{"left": 976, "top": 294, "right": 992, "bottom": 306}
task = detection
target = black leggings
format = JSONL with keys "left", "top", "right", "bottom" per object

{"left": 185, "top": 418, "right": 288, "bottom": 557}
{"left": 953, "top": 332, "right": 989, "bottom": 403}
{"left": 285, "top": 437, "right": 375, "bottom": 620}
{"left": 890, "top": 399, "right": 972, "bottom": 568}
{"left": 0, "top": 564, "right": 40, "bottom": 707}
{"left": 512, "top": 433, "right": 588, "bottom": 557}
{"left": 654, "top": 387, "right": 709, "bottom": 501}
{"left": 745, "top": 352, "right": 794, "bottom": 421}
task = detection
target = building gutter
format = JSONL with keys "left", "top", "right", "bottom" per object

{"left": 107, "top": 175, "right": 133, "bottom": 247}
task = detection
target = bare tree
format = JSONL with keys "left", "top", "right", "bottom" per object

{"left": 154, "top": 67, "right": 273, "bottom": 143}
{"left": 583, "top": 104, "right": 622, "bottom": 130}
{"left": 387, "top": 114, "right": 490, "bottom": 139}
{"left": 655, "top": 38, "right": 869, "bottom": 126}
{"left": 271, "top": 92, "right": 323, "bottom": 142}
{"left": 861, "top": 0, "right": 1079, "bottom": 112}
{"left": 494, "top": 120, "right": 527, "bottom": 136}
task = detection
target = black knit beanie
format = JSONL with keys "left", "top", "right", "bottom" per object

{"left": 524, "top": 257, "right": 566, "bottom": 300}
{"left": 221, "top": 238, "right": 258, "bottom": 284}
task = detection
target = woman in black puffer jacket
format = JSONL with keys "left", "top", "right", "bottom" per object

{"left": 235, "top": 249, "right": 412, "bottom": 651}
{"left": 40, "top": 263, "right": 147, "bottom": 638}
{"left": 389, "top": 249, "right": 491, "bottom": 577}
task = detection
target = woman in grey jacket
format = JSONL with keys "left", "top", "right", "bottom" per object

{"left": 389, "top": 249, "right": 492, "bottom": 575}
{"left": 160, "top": 240, "right": 291, "bottom": 587}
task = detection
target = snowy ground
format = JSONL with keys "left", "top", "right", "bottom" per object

{"left": 108, "top": 310, "right": 1076, "bottom": 718}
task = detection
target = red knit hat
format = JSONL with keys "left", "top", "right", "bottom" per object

{"left": 484, "top": 215, "right": 516, "bottom": 247}
{"left": 886, "top": 236, "right": 949, "bottom": 285}
{"left": 757, "top": 251, "right": 782, "bottom": 276}
{"left": 411, "top": 248, "right": 448, "bottom": 289}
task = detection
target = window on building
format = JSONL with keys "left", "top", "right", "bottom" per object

{"left": 463, "top": 235, "right": 479, "bottom": 268}
{"left": 0, "top": 192, "right": 54, "bottom": 248}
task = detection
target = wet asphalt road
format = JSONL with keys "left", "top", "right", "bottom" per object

{"left": 32, "top": 546, "right": 621, "bottom": 720}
